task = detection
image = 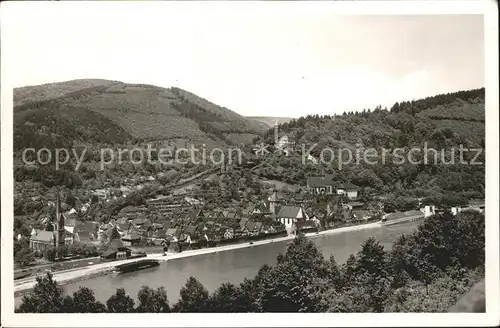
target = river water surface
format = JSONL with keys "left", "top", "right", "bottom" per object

{"left": 15, "top": 221, "right": 420, "bottom": 306}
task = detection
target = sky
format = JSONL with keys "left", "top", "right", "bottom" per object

{"left": 1, "top": 3, "right": 485, "bottom": 118}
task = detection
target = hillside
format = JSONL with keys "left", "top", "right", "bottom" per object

{"left": 13, "top": 79, "right": 267, "bottom": 150}
{"left": 251, "top": 88, "right": 486, "bottom": 201}
{"left": 247, "top": 116, "right": 295, "bottom": 128}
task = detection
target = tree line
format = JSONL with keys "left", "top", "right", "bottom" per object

{"left": 17, "top": 210, "right": 484, "bottom": 313}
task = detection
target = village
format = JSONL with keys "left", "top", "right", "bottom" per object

{"left": 21, "top": 173, "right": 485, "bottom": 269}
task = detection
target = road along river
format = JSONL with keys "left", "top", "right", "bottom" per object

{"left": 14, "top": 220, "right": 420, "bottom": 307}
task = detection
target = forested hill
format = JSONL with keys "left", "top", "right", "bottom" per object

{"left": 251, "top": 88, "right": 485, "bottom": 203}
{"left": 263, "top": 87, "right": 485, "bottom": 149}
{"left": 13, "top": 79, "right": 267, "bottom": 151}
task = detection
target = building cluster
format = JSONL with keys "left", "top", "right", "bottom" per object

{"left": 25, "top": 175, "right": 485, "bottom": 261}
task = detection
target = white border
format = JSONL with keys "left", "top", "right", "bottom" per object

{"left": 1, "top": 1, "right": 498, "bottom": 327}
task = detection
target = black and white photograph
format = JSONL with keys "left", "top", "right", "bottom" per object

{"left": 1, "top": 1, "right": 498, "bottom": 327}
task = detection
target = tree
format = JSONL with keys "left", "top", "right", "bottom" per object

{"left": 354, "top": 237, "right": 387, "bottom": 277}
{"left": 324, "top": 255, "right": 344, "bottom": 291}
{"left": 136, "top": 286, "right": 170, "bottom": 313}
{"left": 347, "top": 238, "right": 392, "bottom": 312}
{"left": 66, "top": 287, "right": 106, "bottom": 313}
{"left": 172, "top": 277, "right": 209, "bottom": 312}
{"left": 208, "top": 282, "right": 246, "bottom": 312}
{"left": 17, "top": 273, "right": 64, "bottom": 313}
{"left": 387, "top": 235, "right": 411, "bottom": 288}
{"left": 259, "top": 234, "right": 329, "bottom": 312}
{"left": 106, "top": 288, "right": 135, "bottom": 313}
{"left": 14, "top": 243, "right": 35, "bottom": 267}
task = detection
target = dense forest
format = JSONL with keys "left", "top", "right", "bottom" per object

{"left": 251, "top": 88, "right": 485, "bottom": 206}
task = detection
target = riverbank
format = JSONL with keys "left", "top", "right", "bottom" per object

{"left": 14, "top": 220, "right": 382, "bottom": 296}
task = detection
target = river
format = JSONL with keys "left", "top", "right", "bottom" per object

{"left": 15, "top": 221, "right": 420, "bottom": 306}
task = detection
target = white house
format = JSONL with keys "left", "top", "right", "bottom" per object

{"left": 276, "top": 205, "right": 305, "bottom": 228}
{"left": 420, "top": 205, "right": 436, "bottom": 217}
{"left": 336, "top": 183, "right": 359, "bottom": 199}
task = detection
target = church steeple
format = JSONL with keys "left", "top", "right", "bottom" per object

{"left": 55, "top": 191, "right": 66, "bottom": 257}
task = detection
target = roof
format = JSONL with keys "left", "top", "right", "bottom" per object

{"left": 245, "top": 221, "right": 256, "bottom": 231}
{"left": 239, "top": 217, "right": 249, "bottom": 229}
{"left": 78, "top": 231, "right": 93, "bottom": 240}
{"left": 276, "top": 206, "right": 303, "bottom": 219}
{"left": 348, "top": 201, "right": 364, "bottom": 208}
{"left": 155, "top": 229, "right": 167, "bottom": 238}
{"left": 132, "top": 218, "right": 148, "bottom": 225}
{"left": 64, "top": 218, "right": 79, "bottom": 227}
{"left": 187, "top": 209, "right": 203, "bottom": 222}
{"left": 30, "top": 229, "right": 54, "bottom": 243}
{"left": 245, "top": 204, "right": 256, "bottom": 214}
{"left": 222, "top": 210, "right": 237, "bottom": 219}
{"left": 292, "top": 193, "right": 306, "bottom": 201}
{"left": 106, "top": 226, "right": 121, "bottom": 239}
{"left": 76, "top": 221, "right": 99, "bottom": 233}
{"left": 184, "top": 225, "right": 197, "bottom": 235}
{"left": 254, "top": 222, "right": 263, "bottom": 231}
{"left": 468, "top": 199, "right": 485, "bottom": 206}
{"left": 166, "top": 228, "right": 178, "bottom": 236}
{"left": 255, "top": 202, "right": 270, "bottom": 213}
{"left": 307, "top": 176, "right": 335, "bottom": 188}
{"left": 108, "top": 238, "right": 125, "bottom": 250}
{"left": 117, "top": 222, "right": 130, "bottom": 231}
{"left": 339, "top": 182, "right": 359, "bottom": 191}
{"left": 122, "top": 232, "right": 141, "bottom": 241}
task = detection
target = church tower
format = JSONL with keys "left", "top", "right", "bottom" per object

{"left": 54, "top": 191, "right": 66, "bottom": 257}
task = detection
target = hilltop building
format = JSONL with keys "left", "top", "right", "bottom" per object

{"left": 307, "top": 176, "right": 336, "bottom": 195}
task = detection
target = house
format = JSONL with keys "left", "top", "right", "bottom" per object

{"left": 245, "top": 221, "right": 259, "bottom": 236}
{"left": 186, "top": 209, "right": 204, "bottom": 224}
{"left": 452, "top": 199, "right": 485, "bottom": 215}
{"left": 222, "top": 210, "right": 238, "bottom": 220}
{"left": 239, "top": 217, "right": 249, "bottom": 231}
{"left": 352, "top": 210, "right": 371, "bottom": 221}
{"left": 261, "top": 224, "right": 276, "bottom": 234}
{"left": 276, "top": 205, "right": 305, "bottom": 228}
{"left": 166, "top": 227, "right": 178, "bottom": 239}
{"left": 183, "top": 225, "right": 198, "bottom": 240}
{"left": 30, "top": 229, "right": 55, "bottom": 252}
{"left": 307, "top": 176, "right": 336, "bottom": 195}
{"left": 275, "top": 134, "right": 295, "bottom": 156}
{"left": 254, "top": 222, "right": 263, "bottom": 233}
{"left": 223, "top": 227, "right": 234, "bottom": 239}
{"left": 100, "top": 239, "right": 131, "bottom": 260}
{"left": 74, "top": 221, "right": 100, "bottom": 243}
{"left": 155, "top": 228, "right": 167, "bottom": 239}
{"left": 290, "top": 193, "right": 307, "bottom": 205}
{"left": 337, "top": 183, "right": 359, "bottom": 199}
{"left": 421, "top": 205, "right": 436, "bottom": 217}
{"left": 121, "top": 232, "right": 141, "bottom": 247}
{"left": 251, "top": 201, "right": 271, "bottom": 215}
{"left": 132, "top": 218, "right": 148, "bottom": 228}
{"left": 347, "top": 201, "right": 365, "bottom": 210}
{"left": 342, "top": 208, "right": 353, "bottom": 222}
{"left": 308, "top": 215, "right": 321, "bottom": 227}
